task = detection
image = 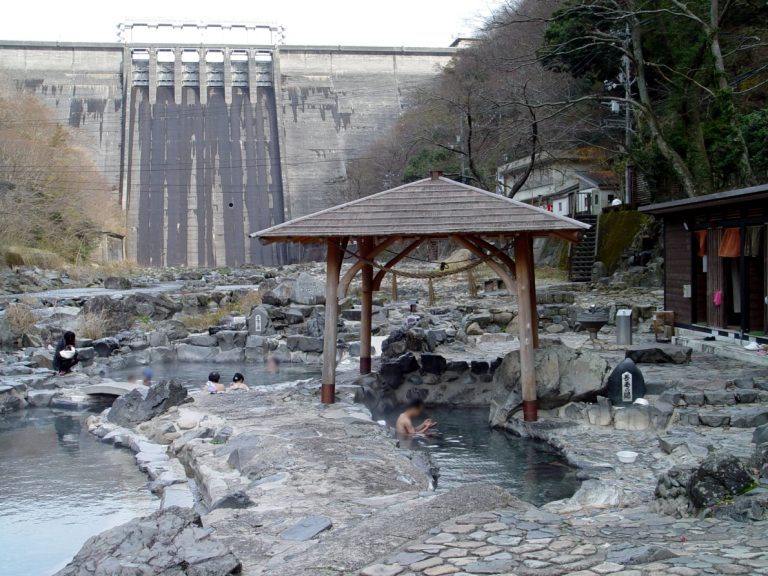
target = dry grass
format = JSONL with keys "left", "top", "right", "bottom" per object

{"left": 179, "top": 289, "right": 266, "bottom": 331}
{"left": 98, "top": 260, "right": 141, "bottom": 277}
{"left": 5, "top": 302, "right": 37, "bottom": 335}
{"left": 180, "top": 309, "right": 229, "bottom": 332}
{"left": 78, "top": 309, "right": 109, "bottom": 340}
{"left": 2, "top": 246, "right": 65, "bottom": 269}
{"left": 233, "top": 288, "right": 265, "bottom": 314}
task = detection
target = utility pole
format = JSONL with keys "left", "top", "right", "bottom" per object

{"left": 622, "top": 22, "right": 634, "bottom": 206}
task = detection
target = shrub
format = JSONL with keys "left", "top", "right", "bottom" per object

{"left": 2, "top": 246, "right": 65, "bottom": 269}
{"left": 5, "top": 303, "right": 37, "bottom": 335}
{"left": 78, "top": 309, "right": 109, "bottom": 340}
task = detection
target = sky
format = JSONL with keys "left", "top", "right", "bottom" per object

{"left": 0, "top": 0, "right": 500, "bottom": 47}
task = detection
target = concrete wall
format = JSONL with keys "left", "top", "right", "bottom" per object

{"left": 275, "top": 47, "right": 452, "bottom": 220}
{"left": 0, "top": 42, "right": 124, "bottom": 191}
{"left": 0, "top": 41, "right": 454, "bottom": 267}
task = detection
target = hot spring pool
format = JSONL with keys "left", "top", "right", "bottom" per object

{"left": 389, "top": 406, "right": 580, "bottom": 506}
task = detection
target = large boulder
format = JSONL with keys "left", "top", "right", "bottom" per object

{"left": 381, "top": 328, "right": 428, "bottom": 359}
{"left": 293, "top": 272, "right": 325, "bottom": 305}
{"left": 262, "top": 281, "right": 295, "bottom": 306}
{"left": 490, "top": 343, "right": 609, "bottom": 426}
{"left": 688, "top": 453, "right": 755, "bottom": 509}
{"left": 108, "top": 379, "right": 188, "bottom": 427}
{"left": 55, "top": 507, "right": 241, "bottom": 576}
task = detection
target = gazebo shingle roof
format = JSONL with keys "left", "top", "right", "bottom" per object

{"left": 251, "top": 176, "right": 590, "bottom": 242}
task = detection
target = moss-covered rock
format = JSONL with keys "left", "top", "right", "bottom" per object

{"left": 597, "top": 211, "right": 651, "bottom": 273}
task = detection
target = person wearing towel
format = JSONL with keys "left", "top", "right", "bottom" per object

{"left": 53, "top": 331, "right": 79, "bottom": 376}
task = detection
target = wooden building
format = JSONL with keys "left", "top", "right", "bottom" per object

{"left": 641, "top": 184, "right": 768, "bottom": 342}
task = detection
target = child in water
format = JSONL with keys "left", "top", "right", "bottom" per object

{"left": 229, "top": 372, "right": 249, "bottom": 391}
{"left": 205, "top": 371, "right": 226, "bottom": 394}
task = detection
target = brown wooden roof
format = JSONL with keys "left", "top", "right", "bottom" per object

{"left": 251, "top": 176, "right": 590, "bottom": 243}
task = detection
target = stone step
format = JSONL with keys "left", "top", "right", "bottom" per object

{"left": 678, "top": 404, "right": 768, "bottom": 428}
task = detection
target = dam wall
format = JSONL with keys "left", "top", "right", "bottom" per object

{"left": 0, "top": 40, "right": 454, "bottom": 266}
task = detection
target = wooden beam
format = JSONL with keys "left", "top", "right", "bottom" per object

{"left": 464, "top": 235, "right": 517, "bottom": 279}
{"left": 338, "top": 237, "right": 399, "bottom": 298}
{"left": 515, "top": 233, "right": 538, "bottom": 421}
{"left": 550, "top": 230, "right": 583, "bottom": 243}
{"left": 321, "top": 238, "right": 344, "bottom": 404}
{"left": 372, "top": 238, "right": 423, "bottom": 291}
{"left": 359, "top": 238, "right": 373, "bottom": 375}
{"left": 453, "top": 236, "right": 516, "bottom": 296}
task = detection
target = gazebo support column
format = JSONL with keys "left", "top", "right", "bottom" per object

{"left": 359, "top": 239, "right": 373, "bottom": 374}
{"left": 516, "top": 233, "right": 538, "bottom": 422}
{"left": 526, "top": 235, "right": 539, "bottom": 349}
{"left": 321, "top": 239, "right": 344, "bottom": 404}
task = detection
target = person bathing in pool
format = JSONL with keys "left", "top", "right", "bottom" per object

{"left": 229, "top": 372, "right": 249, "bottom": 392}
{"left": 205, "top": 371, "right": 226, "bottom": 394}
{"left": 395, "top": 398, "right": 437, "bottom": 436}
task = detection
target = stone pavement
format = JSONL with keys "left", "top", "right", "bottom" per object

{"left": 362, "top": 503, "right": 768, "bottom": 576}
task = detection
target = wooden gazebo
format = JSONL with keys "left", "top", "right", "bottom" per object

{"left": 250, "top": 172, "right": 589, "bottom": 421}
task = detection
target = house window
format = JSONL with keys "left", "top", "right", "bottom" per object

{"left": 608, "top": 194, "right": 615, "bottom": 203}
{"left": 594, "top": 194, "right": 600, "bottom": 204}
{"left": 558, "top": 202, "right": 562, "bottom": 211}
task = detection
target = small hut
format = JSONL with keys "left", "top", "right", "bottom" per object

{"left": 250, "top": 172, "right": 589, "bottom": 421}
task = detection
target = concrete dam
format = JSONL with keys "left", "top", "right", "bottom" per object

{"left": 0, "top": 24, "right": 453, "bottom": 266}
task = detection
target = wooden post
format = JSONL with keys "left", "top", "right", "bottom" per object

{"left": 322, "top": 239, "right": 343, "bottom": 403}
{"left": 527, "top": 235, "right": 539, "bottom": 349}
{"left": 360, "top": 238, "right": 373, "bottom": 374}
{"left": 516, "top": 233, "right": 537, "bottom": 422}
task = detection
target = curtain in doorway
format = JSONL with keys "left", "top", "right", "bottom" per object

{"left": 719, "top": 227, "right": 741, "bottom": 257}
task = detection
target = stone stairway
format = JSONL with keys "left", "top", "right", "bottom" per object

{"left": 568, "top": 214, "right": 598, "bottom": 282}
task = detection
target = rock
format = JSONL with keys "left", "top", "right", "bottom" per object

{"left": 420, "top": 353, "right": 447, "bottom": 375}
{"left": 698, "top": 410, "right": 731, "bottom": 427}
{"left": 54, "top": 506, "right": 241, "bottom": 576}
{"left": 293, "top": 272, "right": 325, "bottom": 305}
{"left": 613, "top": 404, "right": 651, "bottom": 430}
{"left": 361, "top": 564, "right": 405, "bottom": 576}
{"left": 379, "top": 353, "right": 420, "bottom": 389}
{"left": 382, "top": 328, "right": 427, "bottom": 359}
{"left": 248, "top": 306, "right": 272, "bottom": 335}
{"left": 31, "top": 350, "right": 54, "bottom": 370}
{"left": 262, "top": 281, "right": 294, "bottom": 306}
{"left": 27, "top": 389, "right": 55, "bottom": 407}
{"left": 287, "top": 335, "right": 324, "bottom": 353}
{"left": 176, "top": 343, "right": 218, "bottom": 363}
{"left": 280, "top": 515, "right": 333, "bottom": 541}
{"left": 215, "top": 330, "right": 248, "bottom": 351}
{"left": 730, "top": 407, "right": 768, "bottom": 428}
{"left": 688, "top": 453, "right": 755, "bottom": 508}
{"left": 704, "top": 390, "right": 736, "bottom": 405}
{"left": 754, "top": 424, "right": 768, "bottom": 445}
{"left": 92, "top": 337, "right": 119, "bottom": 358}
{"left": 188, "top": 333, "right": 218, "bottom": 346}
{"left": 625, "top": 344, "right": 692, "bottom": 364}
{"left": 210, "top": 490, "right": 254, "bottom": 510}
{"left": 465, "top": 322, "right": 484, "bottom": 335}
{"left": 214, "top": 348, "right": 245, "bottom": 363}
{"left": 605, "top": 358, "right": 646, "bottom": 405}
{"left": 108, "top": 379, "right": 188, "bottom": 427}
{"left": 606, "top": 544, "right": 677, "bottom": 565}
{"left": 489, "top": 343, "right": 609, "bottom": 426}
{"left": 586, "top": 396, "right": 612, "bottom": 426}
{"left": 103, "top": 276, "right": 132, "bottom": 290}
{"left": 75, "top": 346, "right": 95, "bottom": 362}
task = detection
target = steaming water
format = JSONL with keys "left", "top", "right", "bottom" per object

{"left": 392, "top": 407, "right": 580, "bottom": 506}
{"left": 0, "top": 410, "right": 158, "bottom": 576}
